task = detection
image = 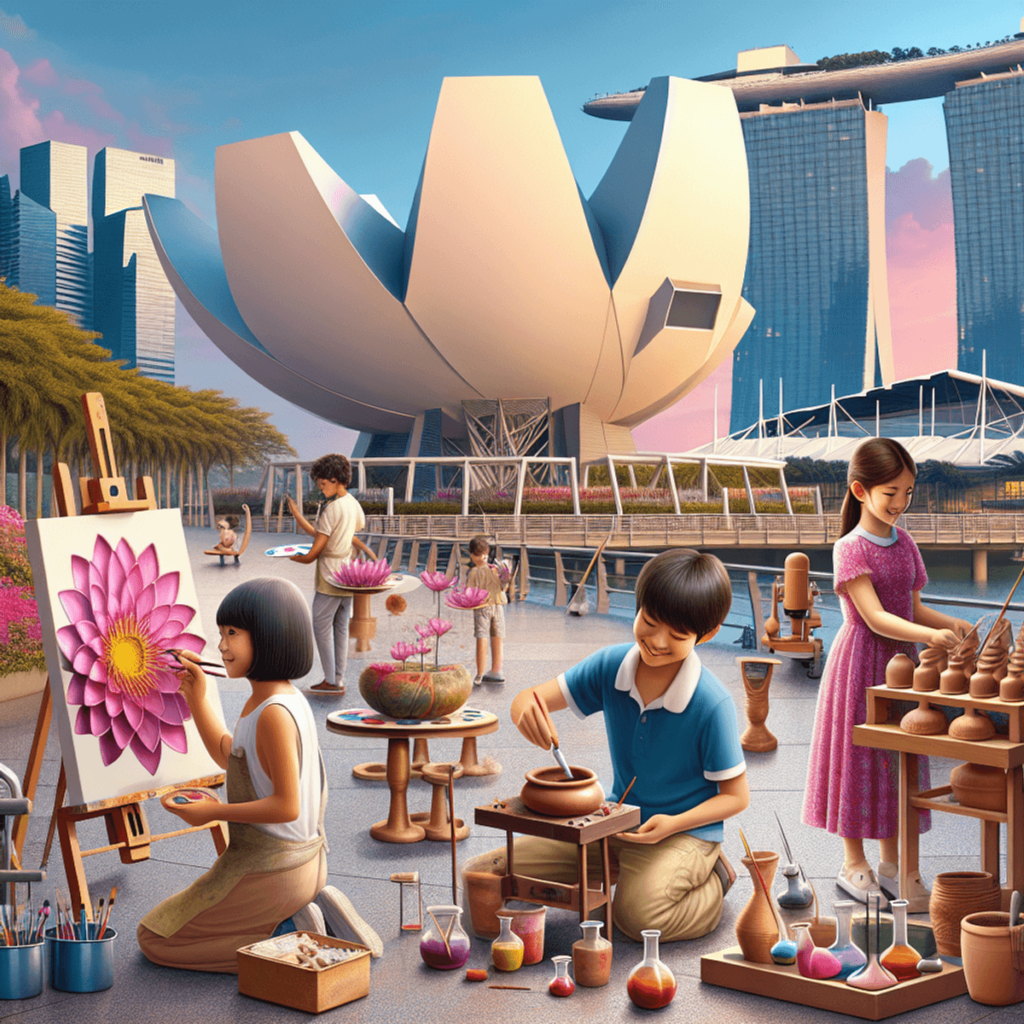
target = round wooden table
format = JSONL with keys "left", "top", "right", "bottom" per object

{"left": 325, "top": 707, "right": 500, "bottom": 843}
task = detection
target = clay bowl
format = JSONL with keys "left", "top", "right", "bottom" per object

{"left": 949, "top": 762, "right": 1007, "bottom": 812}
{"left": 520, "top": 765, "right": 606, "bottom": 817}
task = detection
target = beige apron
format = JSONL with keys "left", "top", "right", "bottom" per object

{"left": 138, "top": 745, "right": 328, "bottom": 970}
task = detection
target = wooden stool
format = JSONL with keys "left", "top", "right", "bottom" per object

{"left": 411, "top": 762, "right": 469, "bottom": 842}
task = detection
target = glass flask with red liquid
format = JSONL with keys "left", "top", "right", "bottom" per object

{"left": 626, "top": 929, "right": 677, "bottom": 1009}
{"left": 419, "top": 905, "right": 471, "bottom": 970}
{"left": 880, "top": 899, "right": 921, "bottom": 982}
{"left": 548, "top": 955, "right": 575, "bottom": 997}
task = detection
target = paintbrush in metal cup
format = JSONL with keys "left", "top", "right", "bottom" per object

{"left": 531, "top": 690, "right": 573, "bottom": 780}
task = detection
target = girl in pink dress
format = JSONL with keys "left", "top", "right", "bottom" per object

{"left": 802, "top": 438, "right": 969, "bottom": 906}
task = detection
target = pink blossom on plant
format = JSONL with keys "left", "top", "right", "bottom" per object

{"left": 419, "top": 571, "right": 456, "bottom": 592}
{"left": 428, "top": 618, "right": 453, "bottom": 637}
{"left": 445, "top": 586, "right": 489, "bottom": 610}
{"left": 390, "top": 640, "right": 416, "bottom": 665}
{"left": 370, "top": 662, "right": 396, "bottom": 678}
{"left": 55, "top": 535, "right": 202, "bottom": 775}
{"left": 414, "top": 623, "right": 434, "bottom": 641}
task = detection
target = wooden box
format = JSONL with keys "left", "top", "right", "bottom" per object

{"left": 701, "top": 947, "right": 966, "bottom": 1021}
{"left": 237, "top": 933, "right": 370, "bottom": 1014}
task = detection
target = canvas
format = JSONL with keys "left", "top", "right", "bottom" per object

{"left": 25, "top": 508, "right": 226, "bottom": 807}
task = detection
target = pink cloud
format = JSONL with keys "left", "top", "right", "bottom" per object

{"left": 39, "top": 109, "right": 116, "bottom": 156}
{"left": 22, "top": 57, "right": 57, "bottom": 87}
{"left": 81, "top": 92, "right": 125, "bottom": 125}
{"left": 885, "top": 160, "right": 957, "bottom": 381}
{"left": 0, "top": 48, "right": 46, "bottom": 172}
{"left": 125, "top": 121, "right": 172, "bottom": 158}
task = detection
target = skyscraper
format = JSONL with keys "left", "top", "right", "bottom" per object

{"left": 93, "top": 147, "right": 176, "bottom": 382}
{"left": 945, "top": 68, "right": 1024, "bottom": 383}
{"left": 6, "top": 187, "right": 57, "bottom": 307}
{"left": 19, "top": 141, "right": 90, "bottom": 327}
{"left": 728, "top": 97, "right": 894, "bottom": 431}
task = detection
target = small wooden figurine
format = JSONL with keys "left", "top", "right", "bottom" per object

{"left": 204, "top": 504, "right": 252, "bottom": 564}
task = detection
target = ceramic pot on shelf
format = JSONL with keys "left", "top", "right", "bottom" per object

{"left": 948, "top": 706, "right": 996, "bottom": 742}
{"left": 912, "top": 647, "right": 944, "bottom": 691}
{"left": 736, "top": 851, "right": 780, "bottom": 964}
{"left": 940, "top": 652, "right": 970, "bottom": 695}
{"left": 886, "top": 653, "right": 915, "bottom": 689}
{"left": 929, "top": 872, "right": 1002, "bottom": 959}
{"left": 950, "top": 762, "right": 1007, "bottom": 812}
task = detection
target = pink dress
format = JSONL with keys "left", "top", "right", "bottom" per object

{"left": 802, "top": 526, "right": 931, "bottom": 838}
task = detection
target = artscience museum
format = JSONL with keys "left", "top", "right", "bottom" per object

{"left": 145, "top": 75, "right": 753, "bottom": 465}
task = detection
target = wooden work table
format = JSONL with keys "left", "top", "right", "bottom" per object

{"left": 853, "top": 684, "right": 1024, "bottom": 912}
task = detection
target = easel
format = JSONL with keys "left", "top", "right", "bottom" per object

{"left": 13, "top": 392, "right": 228, "bottom": 919}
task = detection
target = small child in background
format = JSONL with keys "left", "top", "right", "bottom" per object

{"left": 467, "top": 534, "right": 507, "bottom": 685}
{"left": 211, "top": 515, "right": 239, "bottom": 554}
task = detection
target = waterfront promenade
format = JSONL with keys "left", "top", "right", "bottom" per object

{"left": 0, "top": 529, "right": 1014, "bottom": 1024}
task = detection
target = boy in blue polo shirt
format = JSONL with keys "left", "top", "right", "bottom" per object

{"left": 508, "top": 548, "right": 748, "bottom": 942}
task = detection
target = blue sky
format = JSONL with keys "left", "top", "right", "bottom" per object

{"left": 2, "top": 0, "right": 1021, "bottom": 457}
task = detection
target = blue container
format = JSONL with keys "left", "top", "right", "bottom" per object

{"left": 0, "top": 941, "right": 44, "bottom": 999}
{"left": 46, "top": 925, "right": 116, "bottom": 993}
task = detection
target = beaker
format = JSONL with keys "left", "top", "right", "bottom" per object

{"left": 626, "top": 929, "right": 676, "bottom": 1009}
{"left": 420, "top": 905, "right": 471, "bottom": 970}
{"left": 548, "top": 955, "right": 575, "bottom": 997}
{"left": 390, "top": 871, "right": 422, "bottom": 932}
{"left": 491, "top": 914, "right": 524, "bottom": 971}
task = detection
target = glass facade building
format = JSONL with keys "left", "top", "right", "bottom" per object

{"left": 19, "top": 141, "right": 90, "bottom": 327}
{"left": 729, "top": 99, "right": 894, "bottom": 432}
{"left": 945, "top": 71, "right": 1024, "bottom": 383}
{"left": 93, "top": 147, "right": 176, "bottom": 383}
{"left": 7, "top": 189, "right": 57, "bottom": 306}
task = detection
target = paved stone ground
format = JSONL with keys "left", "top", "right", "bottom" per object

{"left": 0, "top": 528, "right": 1013, "bottom": 1023}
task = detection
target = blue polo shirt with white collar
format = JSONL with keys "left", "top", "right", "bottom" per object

{"left": 557, "top": 642, "right": 746, "bottom": 842}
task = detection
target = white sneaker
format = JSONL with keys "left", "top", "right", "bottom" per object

{"left": 877, "top": 863, "right": 930, "bottom": 902}
{"left": 291, "top": 901, "right": 326, "bottom": 935}
{"left": 473, "top": 675, "right": 483, "bottom": 686}
{"left": 315, "top": 885, "right": 384, "bottom": 958}
{"left": 836, "top": 865, "right": 888, "bottom": 909}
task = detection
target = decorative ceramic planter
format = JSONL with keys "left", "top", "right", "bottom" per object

{"left": 950, "top": 762, "right": 1007, "bottom": 812}
{"left": 357, "top": 664, "right": 472, "bottom": 719}
{"left": 960, "top": 911, "right": 1024, "bottom": 1006}
{"left": 929, "top": 872, "right": 1001, "bottom": 958}
{"left": 736, "top": 851, "right": 780, "bottom": 964}
{"left": 520, "top": 766, "right": 605, "bottom": 817}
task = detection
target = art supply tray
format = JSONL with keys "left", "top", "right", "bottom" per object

{"left": 237, "top": 932, "right": 370, "bottom": 1013}
{"left": 700, "top": 948, "right": 965, "bottom": 1020}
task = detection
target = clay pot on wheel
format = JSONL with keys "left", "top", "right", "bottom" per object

{"left": 929, "top": 872, "right": 1001, "bottom": 958}
{"left": 520, "top": 766, "right": 605, "bottom": 817}
{"left": 950, "top": 763, "right": 1007, "bottom": 813}
{"left": 960, "top": 912, "right": 1024, "bottom": 1006}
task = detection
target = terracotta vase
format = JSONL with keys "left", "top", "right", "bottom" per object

{"left": 929, "top": 872, "right": 1002, "bottom": 958}
{"left": 913, "top": 647, "right": 943, "bottom": 692}
{"left": 960, "top": 911, "right": 1024, "bottom": 1006}
{"left": 940, "top": 653, "right": 970, "bottom": 695}
{"left": 358, "top": 663, "right": 472, "bottom": 719}
{"left": 736, "top": 852, "right": 780, "bottom": 964}
{"left": 520, "top": 766, "right": 605, "bottom": 817}
{"left": 1000, "top": 674, "right": 1024, "bottom": 702}
{"left": 886, "top": 653, "right": 915, "bottom": 689}
{"left": 948, "top": 706, "right": 996, "bottom": 742}
{"left": 950, "top": 762, "right": 1007, "bottom": 812}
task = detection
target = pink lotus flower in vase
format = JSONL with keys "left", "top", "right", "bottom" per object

{"left": 390, "top": 640, "right": 418, "bottom": 667}
{"left": 330, "top": 558, "right": 392, "bottom": 588}
{"left": 419, "top": 570, "right": 456, "bottom": 615}
{"left": 56, "top": 535, "right": 203, "bottom": 774}
{"left": 428, "top": 618, "right": 452, "bottom": 668}
{"left": 445, "top": 586, "right": 489, "bottom": 610}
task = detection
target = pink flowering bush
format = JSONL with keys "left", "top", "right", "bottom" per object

{"left": 0, "top": 506, "right": 45, "bottom": 675}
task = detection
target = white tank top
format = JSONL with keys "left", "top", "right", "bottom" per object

{"left": 230, "top": 691, "right": 322, "bottom": 842}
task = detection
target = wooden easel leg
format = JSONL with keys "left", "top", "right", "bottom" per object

{"left": 57, "top": 808, "right": 92, "bottom": 920}
{"left": 14, "top": 678, "right": 53, "bottom": 859}
{"left": 41, "top": 763, "right": 67, "bottom": 869}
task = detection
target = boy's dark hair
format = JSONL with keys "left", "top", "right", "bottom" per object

{"left": 219, "top": 514, "right": 239, "bottom": 529}
{"left": 310, "top": 453, "right": 352, "bottom": 487}
{"left": 634, "top": 549, "right": 732, "bottom": 640}
{"left": 216, "top": 578, "right": 314, "bottom": 681}
{"left": 468, "top": 534, "right": 492, "bottom": 556}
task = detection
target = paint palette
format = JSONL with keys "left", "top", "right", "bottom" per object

{"left": 264, "top": 544, "right": 312, "bottom": 557}
{"left": 326, "top": 707, "right": 493, "bottom": 730}
{"left": 160, "top": 786, "right": 222, "bottom": 811}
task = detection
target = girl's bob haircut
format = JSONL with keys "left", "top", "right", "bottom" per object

{"left": 216, "top": 578, "right": 314, "bottom": 681}
{"left": 634, "top": 548, "right": 732, "bottom": 640}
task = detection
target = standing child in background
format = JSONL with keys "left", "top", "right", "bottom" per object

{"left": 802, "top": 437, "right": 969, "bottom": 906}
{"left": 467, "top": 534, "right": 507, "bottom": 685}
{"left": 288, "top": 454, "right": 376, "bottom": 696}
{"left": 211, "top": 514, "right": 238, "bottom": 554}
{"left": 138, "top": 577, "right": 382, "bottom": 971}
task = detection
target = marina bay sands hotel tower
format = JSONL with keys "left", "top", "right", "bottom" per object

{"left": 584, "top": 24, "right": 1024, "bottom": 431}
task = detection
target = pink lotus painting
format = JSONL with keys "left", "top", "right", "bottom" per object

{"left": 56, "top": 535, "right": 203, "bottom": 775}
{"left": 25, "top": 509, "right": 225, "bottom": 806}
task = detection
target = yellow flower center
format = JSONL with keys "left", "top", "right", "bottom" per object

{"left": 104, "top": 616, "right": 157, "bottom": 699}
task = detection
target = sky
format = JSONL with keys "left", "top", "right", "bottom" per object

{"left": 1, "top": 0, "right": 1020, "bottom": 458}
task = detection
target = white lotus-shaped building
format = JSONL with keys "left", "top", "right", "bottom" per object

{"left": 145, "top": 75, "right": 753, "bottom": 463}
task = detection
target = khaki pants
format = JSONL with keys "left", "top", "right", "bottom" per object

{"left": 509, "top": 831, "right": 723, "bottom": 942}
